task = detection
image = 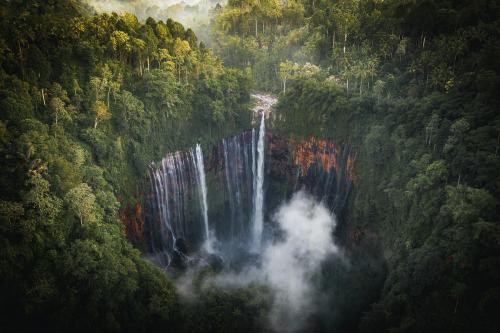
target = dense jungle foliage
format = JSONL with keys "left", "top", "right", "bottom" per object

{"left": 0, "top": 1, "right": 265, "bottom": 332}
{"left": 261, "top": 0, "right": 500, "bottom": 332}
{"left": 0, "top": 0, "right": 499, "bottom": 332}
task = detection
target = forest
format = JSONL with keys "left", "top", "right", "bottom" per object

{"left": 0, "top": 0, "right": 499, "bottom": 332}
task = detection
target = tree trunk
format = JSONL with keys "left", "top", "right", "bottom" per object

{"left": 332, "top": 31, "right": 336, "bottom": 49}
{"left": 343, "top": 33, "right": 347, "bottom": 54}
{"left": 255, "top": 19, "right": 258, "bottom": 37}
{"left": 94, "top": 117, "right": 98, "bottom": 129}
{"left": 495, "top": 133, "right": 499, "bottom": 155}
{"left": 107, "top": 87, "right": 111, "bottom": 108}
{"left": 147, "top": 56, "right": 150, "bottom": 70}
{"left": 18, "top": 40, "right": 22, "bottom": 60}
{"left": 18, "top": 40, "right": 25, "bottom": 78}
{"left": 41, "top": 88, "right": 46, "bottom": 106}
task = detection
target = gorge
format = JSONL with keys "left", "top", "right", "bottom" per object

{"left": 133, "top": 94, "right": 363, "bottom": 331}
{"left": 139, "top": 95, "right": 356, "bottom": 269}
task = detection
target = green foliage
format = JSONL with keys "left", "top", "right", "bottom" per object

{"left": 213, "top": 0, "right": 500, "bottom": 98}
{"left": 64, "top": 183, "right": 99, "bottom": 224}
{"left": 1, "top": 0, "right": 499, "bottom": 331}
{"left": 274, "top": 60, "right": 500, "bottom": 333}
{"left": 0, "top": 0, "right": 254, "bottom": 331}
{"left": 270, "top": 3, "right": 500, "bottom": 329}
{"left": 180, "top": 270, "right": 272, "bottom": 333}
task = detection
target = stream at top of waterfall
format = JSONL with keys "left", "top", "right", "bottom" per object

{"left": 251, "top": 92, "right": 278, "bottom": 117}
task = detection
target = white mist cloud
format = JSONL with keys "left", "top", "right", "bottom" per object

{"left": 86, "top": 1, "right": 218, "bottom": 25}
{"left": 262, "top": 191, "right": 338, "bottom": 332}
{"left": 209, "top": 191, "right": 339, "bottom": 332}
{"left": 87, "top": 0, "right": 206, "bottom": 15}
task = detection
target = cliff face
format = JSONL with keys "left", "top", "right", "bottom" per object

{"left": 265, "top": 133, "right": 356, "bottom": 216}
{"left": 122, "top": 131, "right": 357, "bottom": 256}
{"left": 120, "top": 202, "right": 145, "bottom": 246}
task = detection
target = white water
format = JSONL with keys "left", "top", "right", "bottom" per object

{"left": 149, "top": 93, "right": 276, "bottom": 258}
{"left": 194, "top": 144, "right": 210, "bottom": 249}
{"left": 252, "top": 114, "right": 266, "bottom": 250}
{"left": 251, "top": 128, "right": 256, "bottom": 234}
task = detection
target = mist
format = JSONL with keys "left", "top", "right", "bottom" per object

{"left": 84, "top": 0, "right": 223, "bottom": 42}
{"left": 183, "top": 191, "right": 340, "bottom": 332}
{"left": 262, "top": 191, "right": 339, "bottom": 331}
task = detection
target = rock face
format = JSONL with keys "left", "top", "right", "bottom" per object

{"left": 251, "top": 93, "right": 278, "bottom": 120}
{"left": 266, "top": 134, "right": 355, "bottom": 217}
{"left": 122, "top": 131, "right": 356, "bottom": 266}
{"left": 120, "top": 202, "right": 145, "bottom": 245}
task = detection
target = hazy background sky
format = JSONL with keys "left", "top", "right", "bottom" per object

{"left": 85, "top": 0, "right": 224, "bottom": 42}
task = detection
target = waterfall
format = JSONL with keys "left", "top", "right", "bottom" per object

{"left": 194, "top": 144, "right": 210, "bottom": 248}
{"left": 145, "top": 130, "right": 357, "bottom": 268}
{"left": 251, "top": 128, "right": 256, "bottom": 188}
{"left": 221, "top": 133, "right": 253, "bottom": 244}
{"left": 252, "top": 114, "right": 265, "bottom": 250}
{"left": 148, "top": 149, "right": 209, "bottom": 264}
{"left": 145, "top": 94, "right": 288, "bottom": 265}
{"left": 149, "top": 164, "right": 175, "bottom": 266}
{"left": 251, "top": 128, "right": 256, "bottom": 229}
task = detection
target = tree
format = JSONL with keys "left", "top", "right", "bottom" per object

{"left": 122, "top": 12, "right": 138, "bottom": 30}
{"left": 142, "top": 25, "right": 159, "bottom": 70}
{"left": 91, "top": 100, "right": 110, "bottom": 128}
{"left": 110, "top": 30, "right": 131, "bottom": 62}
{"left": 64, "top": 183, "right": 98, "bottom": 225}
{"left": 173, "top": 38, "right": 192, "bottom": 83}
{"left": 184, "top": 28, "right": 197, "bottom": 48}
{"left": 119, "top": 90, "right": 148, "bottom": 140}
{"left": 140, "top": 70, "right": 181, "bottom": 118}
{"left": 279, "top": 60, "right": 299, "bottom": 93}
{"left": 49, "top": 82, "right": 69, "bottom": 103}
{"left": 373, "top": 79, "right": 385, "bottom": 101}
{"left": 24, "top": 172, "right": 62, "bottom": 220}
{"left": 298, "top": 62, "right": 320, "bottom": 77}
{"left": 49, "top": 97, "right": 71, "bottom": 125}
{"left": 396, "top": 36, "right": 409, "bottom": 60}
{"left": 444, "top": 118, "right": 470, "bottom": 184}
{"left": 156, "top": 21, "right": 172, "bottom": 46}
{"left": 132, "top": 37, "right": 147, "bottom": 75}
{"left": 331, "top": 0, "right": 360, "bottom": 54}
{"left": 158, "top": 48, "right": 174, "bottom": 71}
{"left": 90, "top": 76, "right": 106, "bottom": 102}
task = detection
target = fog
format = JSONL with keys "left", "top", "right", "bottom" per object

{"left": 262, "top": 191, "right": 339, "bottom": 331}
{"left": 85, "top": 0, "right": 224, "bottom": 42}
{"left": 182, "top": 191, "right": 340, "bottom": 332}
